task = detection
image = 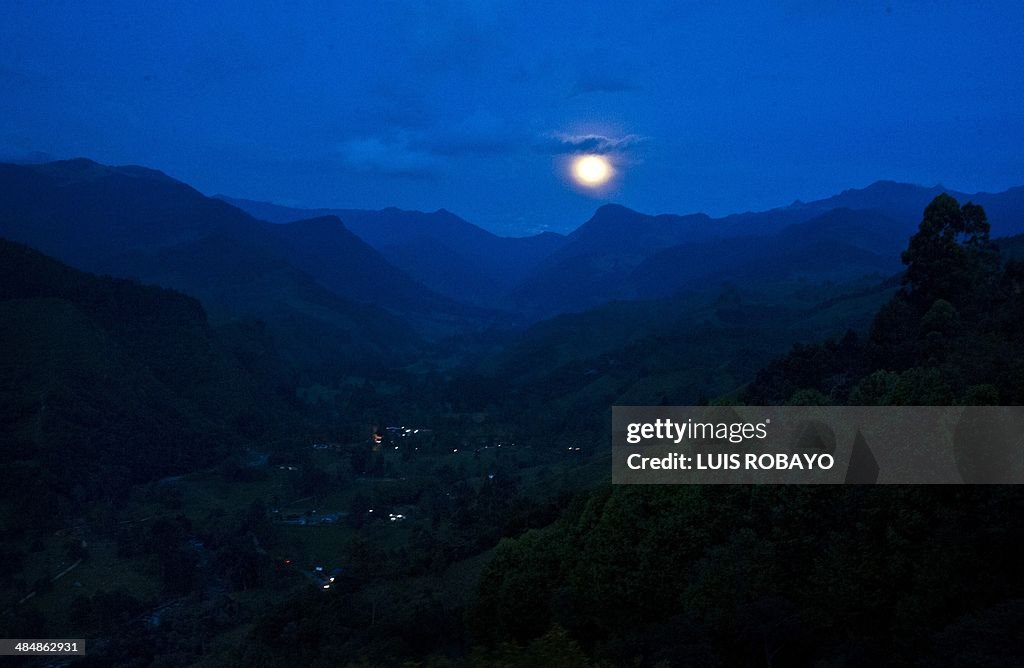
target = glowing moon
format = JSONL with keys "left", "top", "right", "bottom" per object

{"left": 572, "top": 154, "right": 612, "bottom": 186}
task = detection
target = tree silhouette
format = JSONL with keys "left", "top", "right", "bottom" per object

{"left": 901, "top": 193, "right": 995, "bottom": 306}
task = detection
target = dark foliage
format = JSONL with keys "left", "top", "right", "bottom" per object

{"left": 746, "top": 195, "right": 1024, "bottom": 406}
{"left": 0, "top": 237, "right": 303, "bottom": 520}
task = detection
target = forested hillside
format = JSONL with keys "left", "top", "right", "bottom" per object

{"left": 456, "top": 195, "right": 1024, "bottom": 667}
{"left": 745, "top": 194, "right": 1024, "bottom": 406}
{"left": 0, "top": 237, "right": 304, "bottom": 524}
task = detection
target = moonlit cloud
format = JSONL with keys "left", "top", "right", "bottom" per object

{"left": 538, "top": 133, "right": 648, "bottom": 156}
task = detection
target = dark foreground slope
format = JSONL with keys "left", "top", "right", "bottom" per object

{"left": 0, "top": 237, "right": 302, "bottom": 516}
{"left": 745, "top": 195, "right": 1024, "bottom": 407}
{"left": 449, "top": 195, "right": 1024, "bottom": 667}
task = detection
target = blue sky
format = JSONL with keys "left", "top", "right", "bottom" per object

{"left": 2, "top": 1, "right": 1023, "bottom": 235}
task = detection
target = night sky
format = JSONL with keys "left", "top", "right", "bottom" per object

{"left": 2, "top": 1, "right": 1023, "bottom": 236}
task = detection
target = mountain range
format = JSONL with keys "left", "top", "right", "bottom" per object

{"left": 224, "top": 180, "right": 1024, "bottom": 319}
{"left": 507, "top": 184, "right": 1024, "bottom": 316}
{"left": 216, "top": 196, "right": 567, "bottom": 306}
{"left": 0, "top": 160, "right": 479, "bottom": 374}
{"left": 3, "top": 158, "right": 1024, "bottom": 339}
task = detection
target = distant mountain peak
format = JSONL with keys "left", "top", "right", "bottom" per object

{"left": 593, "top": 203, "right": 638, "bottom": 217}
{"left": 26, "top": 156, "right": 179, "bottom": 186}
{"left": 47, "top": 156, "right": 100, "bottom": 168}
{"left": 850, "top": 179, "right": 944, "bottom": 195}
{"left": 583, "top": 203, "right": 712, "bottom": 229}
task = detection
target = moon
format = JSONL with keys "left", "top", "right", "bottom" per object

{"left": 572, "top": 154, "right": 612, "bottom": 187}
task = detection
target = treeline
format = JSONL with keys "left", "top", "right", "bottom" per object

{"left": 470, "top": 484, "right": 1024, "bottom": 666}
{"left": 745, "top": 194, "right": 1024, "bottom": 406}
{"left": 457, "top": 195, "right": 1024, "bottom": 667}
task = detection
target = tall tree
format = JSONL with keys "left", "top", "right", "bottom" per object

{"left": 901, "top": 193, "right": 995, "bottom": 306}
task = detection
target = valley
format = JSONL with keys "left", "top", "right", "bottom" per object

{"left": 2, "top": 160, "right": 1024, "bottom": 665}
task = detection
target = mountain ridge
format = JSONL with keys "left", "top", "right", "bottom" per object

{"left": 0, "top": 159, "right": 495, "bottom": 373}
{"left": 217, "top": 195, "right": 568, "bottom": 305}
{"left": 6, "top": 159, "right": 1023, "bottom": 324}
{"left": 509, "top": 181, "right": 1024, "bottom": 317}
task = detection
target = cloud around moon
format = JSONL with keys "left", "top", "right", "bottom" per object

{"left": 537, "top": 132, "right": 647, "bottom": 156}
